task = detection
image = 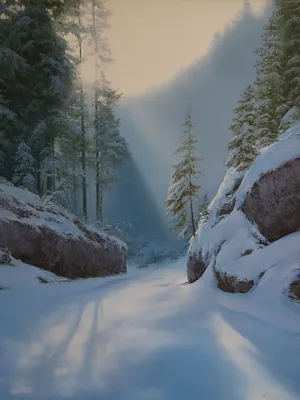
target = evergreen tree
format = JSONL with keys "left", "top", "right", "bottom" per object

{"left": 94, "top": 81, "right": 129, "bottom": 221}
{"left": 227, "top": 84, "right": 258, "bottom": 172}
{"left": 277, "top": 0, "right": 300, "bottom": 126}
{"left": 165, "top": 110, "right": 200, "bottom": 239}
{"left": 2, "top": 0, "right": 74, "bottom": 194}
{"left": 0, "top": 5, "right": 28, "bottom": 179}
{"left": 254, "top": 4, "right": 285, "bottom": 147}
{"left": 63, "top": 0, "right": 90, "bottom": 218}
{"left": 198, "top": 194, "right": 210, "bottom": 224}
{"left": 12, "top": 140, "right": 36, "bottom": 192}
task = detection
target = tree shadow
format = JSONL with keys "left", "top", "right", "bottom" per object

{"left": 219, "top": 304, "right": 300, "bottom": 398}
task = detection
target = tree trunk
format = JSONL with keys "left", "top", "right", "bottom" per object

{"left": 99, "top": 159, "right": 104, "bottom": 223}
{"left": 80, "top": 81, "right": 87, "bottom": 219}
{"left": 95, "top": 153, "right": 100, "bottom": 220}
{"left": 46, "top": 137, "right": 55, "bottom": 193}
{"left": 93, "top": 0, "right": 101, "bottom": 222}
{"left": 78, "top": 5, "right": 87, "bottom": 219}
{"left": 189, "top": 195, "right": 196, "bottom": 237}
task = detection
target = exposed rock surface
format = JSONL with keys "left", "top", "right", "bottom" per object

{"left": 215, "top": 270, "right": 254, "bottom": 294}
{"left": 187, "top": 252, "right": 206, "bottom": 283}
{"left": 289, "top": 275, "right": 300, "bottom": 301}
{"left": 187, "top": 123, "right": 300, "bottom": 297}
{"left": 0, "top": 182, "right": 127, "bottom": 278}
{"left": 242, "top": 158, "right": 300, "bottom": 242}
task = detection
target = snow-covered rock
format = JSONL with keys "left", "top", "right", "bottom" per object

{"left": 242, "top": 158, "right": 300, "bottom": 242}
{"left": 188, "top": 122, "right": 300, "bottom": 295}
{"left": 0, "top": 180, "right": 127, "bottom": 279}
{"left": 289, "top": 275, "right": 300, "bottom": 301}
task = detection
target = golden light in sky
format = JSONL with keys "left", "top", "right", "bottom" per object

{"left": 82, "top": 0, "right": 268, "bottom": 96}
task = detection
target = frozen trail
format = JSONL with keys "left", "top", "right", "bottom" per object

{"left": 1, "top": 258, "right": 300, "bottom": 400}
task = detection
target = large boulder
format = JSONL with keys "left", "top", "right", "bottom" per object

{"left": 242, "top": 158, "right": 300, "bottom": 242}
{"left": 0, "top": 183, "right": 127, "bottom": 278}
{"left": 187, "top": 124, "right": 300, "bottom": 299}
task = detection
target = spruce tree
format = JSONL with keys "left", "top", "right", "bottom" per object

{"left": 254, "top": 5, "right": 285, "bottom": 148}
{"left": 0, "top": 5, "right": 28, "bottom": 179}
{"left": 12, "top": 140, "right": 36, "bottom": 192}
{"left": 66, "top": 0, "right": 89, "bottom": 218}
{"left": 277, "top": 0, "right": 300, "bottom": 125}
{"left": 94, "top": 80, "right": 128, "bottom": 222}
{"left": 227, "top": 84, "right": 258, "bottom": 172}
{"left": 2, "top": 0, "right": 74, "bottom": 194}
{"left": 198, "top": 194, "right": 210, "bottom": 224}
{"left": 165, "top": 110, "right": 200, "bottom": 239}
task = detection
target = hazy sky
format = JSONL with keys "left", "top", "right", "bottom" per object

{"left": 83, "top": 0, "right": 268, "bottom": 96}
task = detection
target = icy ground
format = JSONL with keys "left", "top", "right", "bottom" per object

{"left": 1, "top": 258, "right": 300, "bottom": 400}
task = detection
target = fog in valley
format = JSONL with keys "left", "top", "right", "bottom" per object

{"left": 102, "top": 3, "right": 270, "bottom": 244}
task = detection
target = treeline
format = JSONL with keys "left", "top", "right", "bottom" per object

{"left": 227, "top": 0, "right": 300, "bottom": 172}
{"left": 0, "top": 0, "right": 128, "bottom": 220}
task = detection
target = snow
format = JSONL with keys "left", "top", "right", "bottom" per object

{"left": 190, "top": 121, "right": 300, "bottom": 282}
{"left": 0, "top": 258, "right": 68, "bottom": 288}
{"left": 84, "top": 222, "right": 128, "bottom": 252}
{"left": 0, "top": 180, "right": 126, "bottom": 251}
{"left": 190, "top": 209, "right": 266, "bottom": 280}
{"left": 208, "top": 167, "right": 243, "bottom": 220}
{"left": 0, "top": 179, "right": 40, "bottom": 206}
{"left": 0, "top": 258, "right": 300, "bottom": 400}
{"left": 218, "top": 230, "right": 300, "bottom": 281}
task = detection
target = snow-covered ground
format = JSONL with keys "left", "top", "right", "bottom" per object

{"left": 1, "top": 258, "right": 300, "bottom": 400}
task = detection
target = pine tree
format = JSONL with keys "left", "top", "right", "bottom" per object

{"left": 0, "top": 5, "right": 28, "bottom": 179}
{"left": 64, "top": 0, "right": 89, "bottom": 217}
{"left": 227, "top": 84, "right": 258, "bottom": 171}
{"left": 2, "top": 0, "right": 74, "bottom": 194}
{"left": 198, "top": 194, "right": 210, "bottom": 224}
{"left": 254, "top": 4, "right": 285, "bottom": 148}
{"left": 93, "top": 81, "right": 129, "bottom": 221}
{"left": 12, "top": 140, "right": 36, "bottom": 192}
{"left": 277, "top": 0, "right": 300, "bottom": 125}
{"left": 165, "top": 110, "right": 200, "bottom": 239}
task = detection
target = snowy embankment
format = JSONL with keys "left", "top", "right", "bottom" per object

{"left": 0, "top": 258, "right": 300, "bottom": 400}
{"left": 188, "top": 122, "right": 300, "bottom": 298}
{"left": 0, "top": 180, "right": 127, "bottom": 279}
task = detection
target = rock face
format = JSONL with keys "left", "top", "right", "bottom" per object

{"left": 187, "top": 252, "right": 206, "bottom": 283}
{"left": 215, "top": 270, "right": 254, "bottom": 294}
{"left": 0, "top": 183, "right": 127, "bottom": 278}
{"left": 242, "top": 158, "right": 300, "bottom": 242}
{"left": 289, "top": 275, "right": 300, "bottom": 301}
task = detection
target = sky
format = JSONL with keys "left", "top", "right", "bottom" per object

{"left": 83, "top": 0, "right": 268, "bottom": 97}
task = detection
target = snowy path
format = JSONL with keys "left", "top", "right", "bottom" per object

{"left": 1, "top": 258, "right": 300, "bottom": 400}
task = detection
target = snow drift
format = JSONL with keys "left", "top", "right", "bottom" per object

{"left": 188, "top": 122, "right": 300, "bottom": 297}
{"left": 0, "top": 180, "right": 127, "bottom": 279}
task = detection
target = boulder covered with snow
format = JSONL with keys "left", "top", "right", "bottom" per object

{"left": 188, "top": 122, "right": 300, "bottom": 295}
{"left": 187, "top": 252, "right": 206, "bottom": 284}
{"left": 289, "top": 275, "right": 300, "bottom": 301}
{"left": 0, "top": 180, "right": 127, "bottom": 279}
{"left": 242, "top": 158, "right": 300, "bottom": 242}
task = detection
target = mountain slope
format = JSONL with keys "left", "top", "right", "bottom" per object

{"left": 118, "top": 6, "right": 269, "bottom": 219}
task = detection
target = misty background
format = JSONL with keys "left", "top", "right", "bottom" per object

{"left": 98, "top": 3, "right": 270, "bottom": 247}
